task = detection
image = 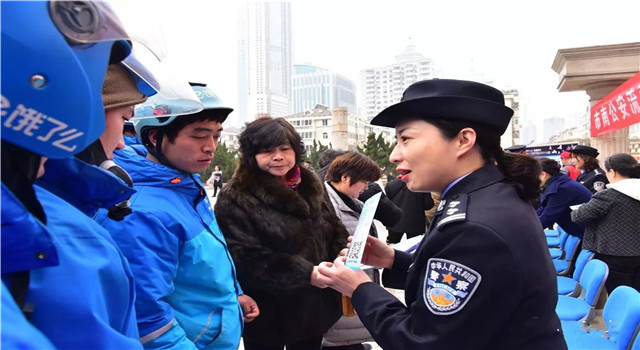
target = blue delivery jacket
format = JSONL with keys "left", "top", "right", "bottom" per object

{"left": 1, "top": 282, "right": 55, "bottom": 350}
{"left": 97, "top": 145, "right": 244, "bottom": 350}
{"left": 2, "top": 157, "right": 141, "bottom": 349}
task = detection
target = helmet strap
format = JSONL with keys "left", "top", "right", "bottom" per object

{"left": 145, "top": 131, "right": 179, "bottom": 171}
{"left": 74, "top": 140, "right": 134, "bottom": 221}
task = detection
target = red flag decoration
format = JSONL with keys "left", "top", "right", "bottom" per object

{"left": 590, "top": 72, "right": 640, "bottom": 137}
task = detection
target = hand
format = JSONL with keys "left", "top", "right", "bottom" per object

{"left": 310, "top": 263, "right": 333, "bottom": 288}
{"left": 346, "top": 236, "right": 395, "bottom": 269}
{"left": 315, "top": 256, "right": 372, "bottom": 297}
{"left": 238, "top": 294, "right": 260, "bottom": 322}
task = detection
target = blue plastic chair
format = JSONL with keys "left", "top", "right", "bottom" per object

{"left": 548, "top": 228, "right": 568, "bottom": 248}
{"left": 556, "top": 259, "right": 608, "bottom": 322}
{"left": 558, "top": 250, "right": 594, "bottom": 295}
{"left": 545, "top": 228, "right": 559, "bottom": 237}
{"left": 550, "top": 228, "right": 571, "bottom": 259}
{"left": 554, "top": 235, "right": 581, "bottom": 276}
{"left": 562, "top": 286, "right": 640, "bottom": 350}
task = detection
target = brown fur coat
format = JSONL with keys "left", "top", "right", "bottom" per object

{"left": 214, "top": 163, "right": 349, "bottom": 344}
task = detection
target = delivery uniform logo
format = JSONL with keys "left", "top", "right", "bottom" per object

{"left": 423, "top": 258, "right": 481, "bottom": 315}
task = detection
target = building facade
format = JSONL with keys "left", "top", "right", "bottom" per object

{"left": 283, "top": 105, "right": 394, "bottom": 151}
{"left": 292, "top": 65, "right": 356, "bottom": 114}
{"left": 237, "top": 2, "right": 292, "bottom": 125}
{"left": 360, "top": 45, "right": 435, "bottom": 120}
{"left": 500, "top": 89, "right": 522, "bottom": 147}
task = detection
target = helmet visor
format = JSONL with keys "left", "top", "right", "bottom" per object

{"left": 125, "top": 45, "right": 203, "bottom": 118}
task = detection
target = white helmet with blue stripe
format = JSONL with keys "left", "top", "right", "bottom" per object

{"left": 133, "top": 83, "right": 232, "bottom": 138}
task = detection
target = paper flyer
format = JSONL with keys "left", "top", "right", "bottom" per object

{"left": 345, "top": 192, "right": 381, "bottom": 270}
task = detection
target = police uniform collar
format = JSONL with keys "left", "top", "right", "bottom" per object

{"left": 440, "top": 164, "right": 505, "bottom": 201}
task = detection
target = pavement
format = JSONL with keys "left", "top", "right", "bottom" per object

{"left": 205, "top": 186, "right": 605, "bottom": 349}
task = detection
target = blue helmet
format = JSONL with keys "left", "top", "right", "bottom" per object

{"left": 133, "top": 83, "right": 233, "bottom": 138}
{"left": 1, "top": 1, "right": 135, "bottom": 159}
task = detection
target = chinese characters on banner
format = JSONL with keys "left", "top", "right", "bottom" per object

{"left": 590, "top": 72, "right": 640, "bottom": 137}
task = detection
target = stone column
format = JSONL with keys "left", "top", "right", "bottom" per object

{"left": 551, "top": 43, "right": 640, "bottom": 159}
{"left": 331, "top": 107, "right": 349, "bottom": 150}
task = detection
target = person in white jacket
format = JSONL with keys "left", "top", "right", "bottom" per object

{"left": 571, "top": 153, "right": 640, "bottom": 293}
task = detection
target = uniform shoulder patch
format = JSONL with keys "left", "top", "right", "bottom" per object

{"left": 436, "top": 194, "right": 468, "bottom": 228}
{"left": 593, "top": 181, "right": 606, "bottom": 192}
{"left": 423, "top": 258, "right": 481, "bottom": 315}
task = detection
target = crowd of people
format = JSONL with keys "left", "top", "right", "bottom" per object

{"left": 3, "top": 2, "right": 640, "bottom": 350}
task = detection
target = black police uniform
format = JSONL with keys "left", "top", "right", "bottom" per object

{"left": 576, "top": 167, "right": 608, "bottom": 194}
{"left": 351, "top": 165, "right": 567, "bottom": 350}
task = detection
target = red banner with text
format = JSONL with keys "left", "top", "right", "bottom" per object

{"left": 590, "top": 72, "right": 640, "bottom": 137}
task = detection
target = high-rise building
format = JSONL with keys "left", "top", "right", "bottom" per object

{"left": 292, "top": 65, "right": 356, "bottom": 114}
{"left": 520, "top": 120, "right": 538, "bottom": 146}
{"left": 543, "top": 117, "right": 566, "bottom": 142}
{"left": 360, "top": 45, "right": 435, "bottom": 120}
{"left": 237, "top": 3, "right": 292, "bottom": 125}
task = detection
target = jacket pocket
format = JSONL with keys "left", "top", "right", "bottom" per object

{"left": 199, "top": 307, "right": 243, "bottom": 349}
{"left": 192, "top": 308, "right": 223, "bottom": 348}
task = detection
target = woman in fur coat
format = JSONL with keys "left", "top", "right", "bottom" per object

{"left": 214, "top": 117, "right": 349, "bottom": 350}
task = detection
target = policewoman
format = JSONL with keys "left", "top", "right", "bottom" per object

{"left": 313, "top": 79, "right": 567, "bottom": 350}
{"left": 571, "top": 145, "right": 609, "bottom": 194}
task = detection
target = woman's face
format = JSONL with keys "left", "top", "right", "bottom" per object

{"left": 539, "top": 171, "right": 549, "bottom": 188}
{"left": 101, "top": 105, "right": 134, "bottom": 160}
{"left": 255, "top": 143, "right": 296, "bottom": 178}
{"left": 389, "top": 119, "right": 459, "bottom": 193}
{"left": 336, "top": 178, "right": 369, "bottom": 199}
{"left": 572, "top": 154, "right": 585, "bottom": 169}
{"left": 606, "top": 168, "right": 617, "bottom": 183}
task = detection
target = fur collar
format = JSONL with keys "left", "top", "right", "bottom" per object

{"left": 228, "top": 161, "right": 326, "bottom": 217}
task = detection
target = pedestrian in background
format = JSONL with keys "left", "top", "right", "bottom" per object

{"left": 384, "top": 178, "right": 434, "bottom": 244}
{"left": 571, "top": 153, "right": 640, "bottom": 293}
{"left": 536, "top": 158, "right": 592, "bottom": 238}
{"left": 571, "top": 145, "right": 608, "bottom": 193}
{"left": 560, "top": 151, "right": 580, "bottom": 180}
{"left": 211, "top": 165, "right": 223, "bottom": 197}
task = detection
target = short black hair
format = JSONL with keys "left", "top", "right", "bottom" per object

{"left": 160, "top": 110, "right": 228, "bottom": 143}
{"left": 239, "top": 117, "right": 306, "bottom": 170}
{"left": 325, "top": 152, "right": 381, "bottom": 185}
{"left": 317, "top": 149, "right": 347, "bottom": 169}
{"left": 539, "top": 158, "right": 561, "bottom": 176}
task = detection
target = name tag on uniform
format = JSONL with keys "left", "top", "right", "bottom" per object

{"left": 423, "top": 258, "right": 481, "bottom": 315}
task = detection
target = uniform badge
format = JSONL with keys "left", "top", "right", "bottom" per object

{"left": 593, "top": 181, "right": 606, "bottom": 191}
{"left": 436, "top": 199, "right": 447, "bottom": 212}
{"left": 423, "top": 258, "right": 481, "bottom": 315}
{"left": 436, "top": 194, "right": 468, "bottom": 228}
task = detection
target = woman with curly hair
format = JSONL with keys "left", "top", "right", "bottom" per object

{"left": 214, "top": 117, "right": 349, "bottom": 350}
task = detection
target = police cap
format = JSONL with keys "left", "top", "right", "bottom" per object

{"left": 570, "top": 145, "right": 599, "bottom": 158}
{"left": 370, "top": 79, "right": 514, "bottom": 135}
